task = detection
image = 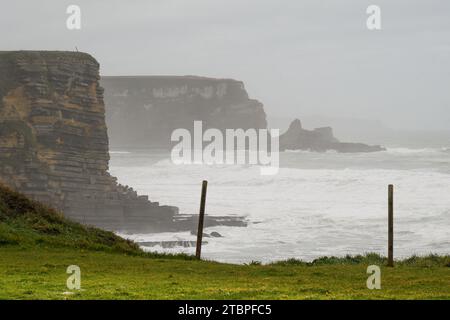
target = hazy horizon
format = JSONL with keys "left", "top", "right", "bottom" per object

{"left": 1, "top": 0, "right": 450, "bottom": 132}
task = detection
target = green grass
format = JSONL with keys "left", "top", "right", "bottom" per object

{"left": 0, "top": 184, "right": 191, "bottom": 259}
{"left": 0, "top": 184, "right": 449, "bottom": 300}
{"left": 1, "top": 247, "right": 449, "bottom": 300}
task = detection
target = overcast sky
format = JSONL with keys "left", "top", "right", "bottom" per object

{"left": 1, "top": 0, "right": 449, "bottom": 131}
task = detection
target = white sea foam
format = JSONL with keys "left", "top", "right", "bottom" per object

{"left": 110, "top": 148, "right": 450, "bottom": 263}
{"left": 384, "top": 147, "right": 444, "bottom": 154}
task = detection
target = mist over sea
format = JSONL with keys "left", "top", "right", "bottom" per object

{"left": 110, "top": 147, "right": 450, "bottom": 263}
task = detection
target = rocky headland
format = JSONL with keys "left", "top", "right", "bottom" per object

{"left": 0, "top": 51, "right": 245, "bottom": 233}
{"left": 101, "top": 77, "right": 384, "bottom": 153}
{"left": 279, "top": 119, "right": 385, "bottom": 153}
{"left": 101, "top": 76, "right": 267, "bottom": 149}
{"left": 0, "top": 50, "right": 383, "bottom": 234}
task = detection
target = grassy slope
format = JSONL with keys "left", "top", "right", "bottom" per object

{"left": 0, "top": 184, "right": 449, "bottom": 300}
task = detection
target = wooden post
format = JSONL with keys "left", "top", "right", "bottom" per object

{"left": 388, "top": 184, "right": 394, "bottom": 267}
{"left": 196, "top": 180, "right": 208, "bottom": 259}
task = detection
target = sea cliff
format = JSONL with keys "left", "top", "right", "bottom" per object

{"left": 101, "top": 76, "right": 267, "bottom": 149}
{"left": 0, "top": 51, "right": 181, "bottom": 232}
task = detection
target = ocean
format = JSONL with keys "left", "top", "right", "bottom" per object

{"left": 110, "top": 147, "right": 450, "bottom": 263}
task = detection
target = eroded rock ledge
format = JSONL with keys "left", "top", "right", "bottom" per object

{"left": 0, "top": 51, "right": 246, "bottom": 232}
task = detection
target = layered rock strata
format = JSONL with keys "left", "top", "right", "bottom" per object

{"left": 0, "top": 51, "right": 183, "bottom": 232}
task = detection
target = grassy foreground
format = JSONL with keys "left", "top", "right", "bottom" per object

{"left": 1, "top": 246, "right": 449, "bottom": 299}
{"left": 0, "top": 184, "right": 449, "bottom": 300}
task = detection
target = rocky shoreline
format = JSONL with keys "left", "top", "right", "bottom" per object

{"left": 0, "top": 50, "right": 384, "bottom": 235}
{"left": 0, "top": 51, "right": 245, "bottom": 233}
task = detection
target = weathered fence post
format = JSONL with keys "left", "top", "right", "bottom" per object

{"left": 196, "top": 180, "right": 208, "bottom": 259}
{"left": 388, "top": 184, "right": 394, "bottom": 267}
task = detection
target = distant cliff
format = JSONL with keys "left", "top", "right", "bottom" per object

{"left": 279, "top": 119, "right": 385, "bottom": 153}
{"left": 0, "top": 51, "right": 180, "bottom": 232}
{"left": 101, "top": 77, "right": 384, "bottom": 153}
{"left": 101, "top": 76, "right": 267, "bottom": 149}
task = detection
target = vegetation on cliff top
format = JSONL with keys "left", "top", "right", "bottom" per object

{"left": 0, "top": 184, "right": 137, "bottom": 253}
{"left": 0, "top": 184, "right": 189, "bottom": 259}
{"left": 0, "top": 184, "right": 448, "bottom": 299}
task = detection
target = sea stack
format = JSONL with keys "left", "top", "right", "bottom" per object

{"left": 279, "top": 118, "right": 385, "bottom": 153}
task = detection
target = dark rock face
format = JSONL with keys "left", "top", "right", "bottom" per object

{"left": 101, "top": 76, "right": 267, "bottom": 149}
{"left": 0, "top": 51, "right": 182, "bottom": 232}
{"left": 280, "top": 119, "right": 385, "bottom": 153}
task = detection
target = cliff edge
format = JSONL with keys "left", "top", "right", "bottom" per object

{"left": 101, "top": 76, "right": 267, "bottom": 149}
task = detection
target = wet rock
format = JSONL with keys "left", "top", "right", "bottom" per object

{"left": 139, "top": 240, "right": 207, "bottom": 249}
{"left": 210, "top": 231, "right": 223, "bottom": 238}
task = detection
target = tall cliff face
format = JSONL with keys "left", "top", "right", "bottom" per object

{"left": 101, "top": 76, "right": 267, "bottom": 148}
{"left": 0, "top": 51, "right": 177, "bottom": 231}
